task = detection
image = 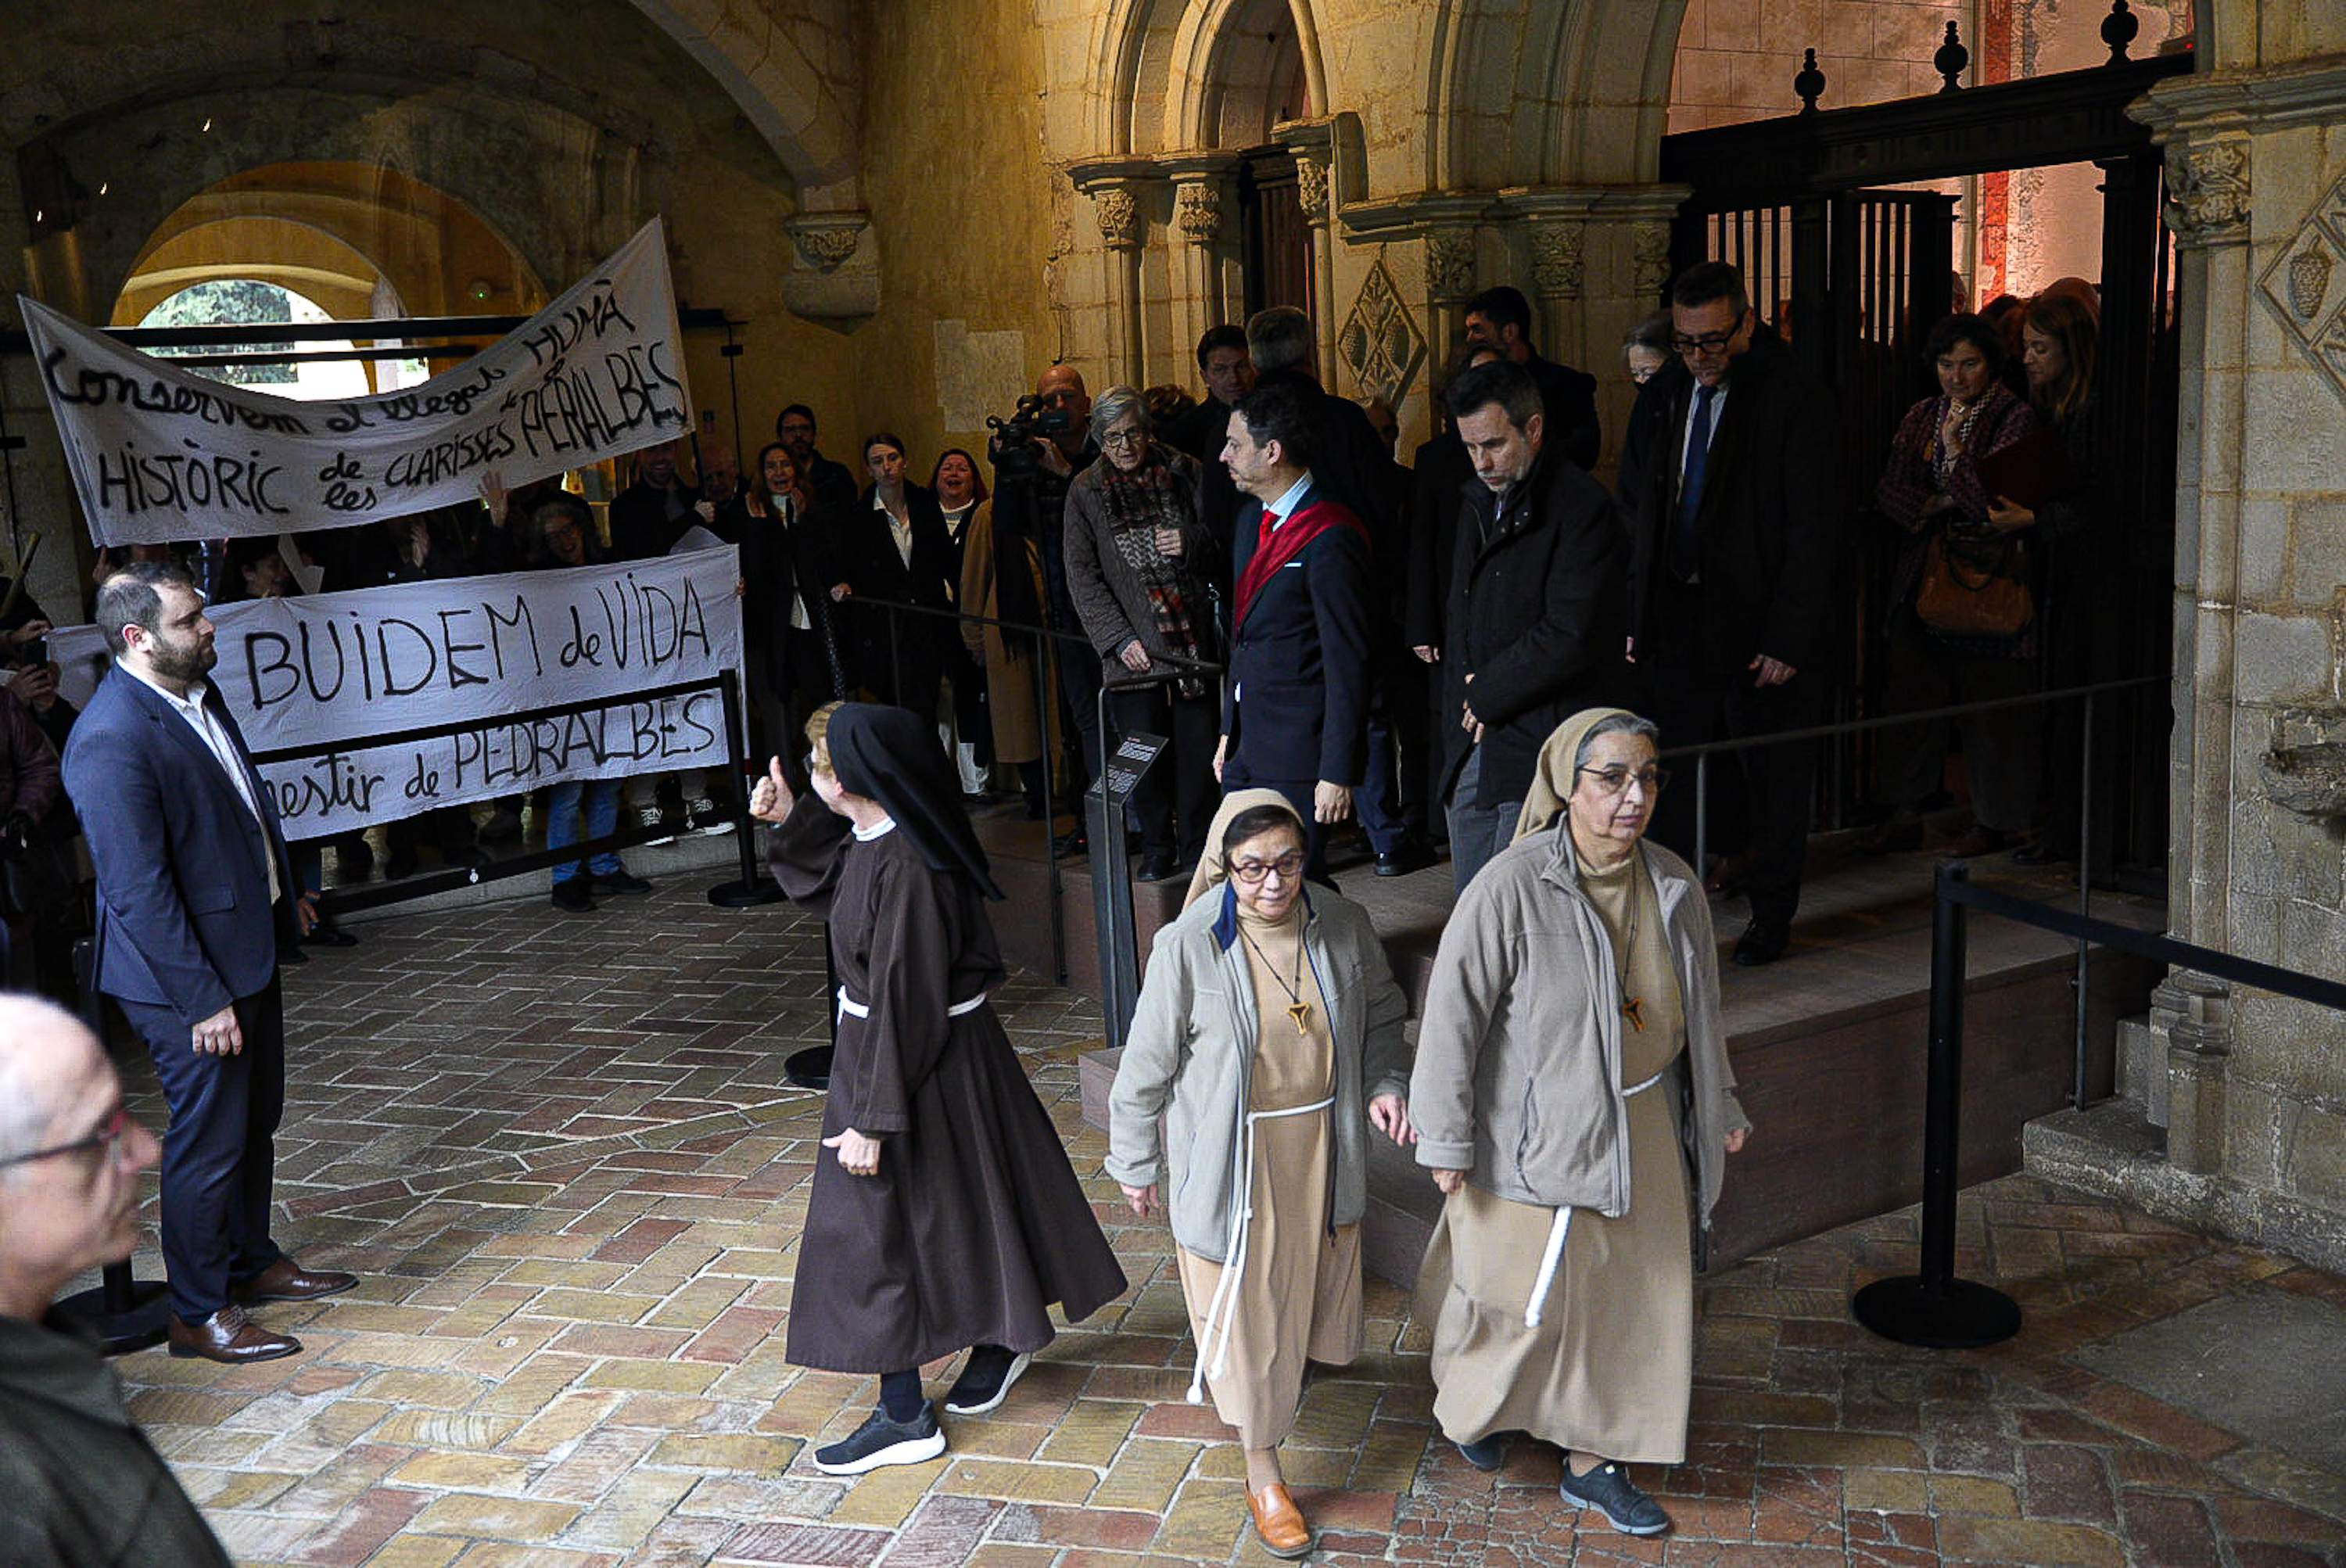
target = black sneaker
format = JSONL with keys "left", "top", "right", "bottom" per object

{"left": 1455, "top": 1433, "right": 1506, "bottom": 1472}
{"left": 551, "top": 880, "right": 596, "bottom": 913}
{"left": 596, "top": 870, "right": 654, "bottom": 896}
{"left": 812, "top": 1402, "right": 946, "bottom": 1476}
{"left": 943, "top": 1349, "right": 1031, "bottom": 1416}
{"left": 686, "top": 798, "right": 730, "bottom": 836}
{"left": 1559, "top": 1460, "right": 1670, "bottom": 1537}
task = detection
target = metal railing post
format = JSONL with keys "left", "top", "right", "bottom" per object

{"left": 1037, "top": 628, "right": 1066, "bottom": 985}
{"left": 1852, "top": 861, "right": 2022, "bottom": 1349}
{"left": 1694, "top": 751, "right": 1710, "bottom": 884}
{"left": 708, "top": 667, "right": 785, "bottom": 910}
{"left": 2073, "top": 690, "right": 2097, "bottom": 1111}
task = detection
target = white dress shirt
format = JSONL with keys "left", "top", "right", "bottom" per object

{"left": 127, "top": 667, "right": 282, "bottom": 902}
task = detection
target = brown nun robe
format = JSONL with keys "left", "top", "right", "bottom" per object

{"left": 768, "top": 803, "right": 1127, "bottom": 1372}
{"left": 1415, "top": 711, "right": 1697, "bottom": 1464}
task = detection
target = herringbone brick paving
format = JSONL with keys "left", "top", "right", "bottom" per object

{"left": 88, "top": 878, "right": 2346, "bottom": 1566}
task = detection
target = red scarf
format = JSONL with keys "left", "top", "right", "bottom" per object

{"left": 1233, "top": 497, "right": 1368, "bottom": 630}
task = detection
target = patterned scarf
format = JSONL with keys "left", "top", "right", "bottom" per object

{"left": 1096, "top": 453, "right": 1206, "bottom": 698}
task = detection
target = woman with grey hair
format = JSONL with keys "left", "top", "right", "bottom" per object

{"left": 1409, "top": 706, "right": 1752, "bottom": 1540}
{"left": 1062, "top": 383, "right": 1221, "bottom": 881}
{"left": 1622, "top": 311, "right": 1673, "bottom": 387}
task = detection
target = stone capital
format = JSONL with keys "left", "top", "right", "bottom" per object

{"left": 2161, "top": 137, "right": 2252, "bottom": 249}
{"left": 1529, "top": 222, "right": 1584, "bottom": 301}
{"left": 1631, "top": 222, "right": 1674, "bottom": 300}
{"left": 1089, "top": 185, "right": 1145, "bottom": 250}
{"left": 1294, "top": 152, "right": 1332, "bottom": 228}
{"left": 784, "top": 210, "right": 869, "bottom": 274}
{"left": 1173, "top": 178, "right": 1224, "bottom": 244}
{"left": 1423, "top": 229, "right": 1477, "bottom": 303}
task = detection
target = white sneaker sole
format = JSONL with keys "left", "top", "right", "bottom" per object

{"left": 943, "top": 1351, "right": 1032, "bottom": 1416}
{"left": 1560, "top": 1486, "right": 1670, "bottom": 1537}
{"left": 812, "top": 1428, "right": 946, "bottom": 1476}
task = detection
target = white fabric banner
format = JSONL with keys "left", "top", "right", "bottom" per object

{"left": 50, "top": 546, "right": 744, "bottom": 840}
{"left": 23, "top": 219, "right": 692, "bottom": 547}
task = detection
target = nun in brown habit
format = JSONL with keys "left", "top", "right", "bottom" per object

{"left": 1106, "top": 789, "right": 1412, "bottom": 1559}
{"left": 1408, "top": 708, "right": 1752, "bottom": 1538}
{"left": 752, "top": 702, "right": 1126, "bottom": 1477}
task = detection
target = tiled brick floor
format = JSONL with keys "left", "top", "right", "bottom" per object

{"left": 93, "top": 881, "right": 2346, "bottom": 1566}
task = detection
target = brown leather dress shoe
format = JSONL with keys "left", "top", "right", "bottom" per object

{"left": 232, "top": 1258, "right": 359, "bottom": 1305}
{"left": 167, "top": 1305, "right": 302, "bottom": 1364}
{"left": 1247, "top": 1482, "right": 1315, "bottom": 1559}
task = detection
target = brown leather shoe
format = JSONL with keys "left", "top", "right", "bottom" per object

{"left": 167, "top": 1305, "right": 301, "bottom": 1364}
{"left": 232, "top": 1258, "right": 358, "bottom": 1305}
{"left": 1247, "top": 1482, "right": 1315, "bottom": 1559}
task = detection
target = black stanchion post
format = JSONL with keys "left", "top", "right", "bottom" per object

{"left": 1694, "top": 751, "right": 1710, "bottom": 883}
{"left": 707, "top": 670, "right": 786, "bottom": 910}
{"left": 1036, "top": 628, "right": 1066, "bottom": 985}
{"left": 1851, "top": 862, "right": 2022, "bottom": 1348}
{"left": 2073, "top": 691, "right": 2097, "bottom": 1112}
{"left": 51, "top": 938, "right": 171, "bottom": 1355}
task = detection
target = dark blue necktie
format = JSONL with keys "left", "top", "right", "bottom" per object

{"left": 1670, "top": 384, "right": 1718, "bottom": 582}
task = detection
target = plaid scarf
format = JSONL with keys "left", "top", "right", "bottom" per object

{"left": 1096, "top": 454, "right": 1206, "bottom": 698}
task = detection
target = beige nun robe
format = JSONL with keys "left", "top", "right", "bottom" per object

{"left": 1415, "top": 711, "right": 1697, "bottom": 1464}
{"left": 1173, "top": 791, "right": 1364, "bottom": 1448}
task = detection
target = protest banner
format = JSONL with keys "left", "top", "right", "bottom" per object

{"left": 22, "top": 219, "right": 691, "bottom": 547}
{"left": 50, "top": 545, "right": 744, "bottom": 840}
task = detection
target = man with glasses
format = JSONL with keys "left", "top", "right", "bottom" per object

{"left": 1616, "top": 262, "right": 1842, "bottom": 967}
{"left": 62, "top": 562, "right": 357, "bottom": 1364}
{"left": 0, "top": 994, "right": 232, "bottom": 1565}
{"left": 1433, "top": 358, "right": 1630, "bottom": 892}
{"left": 775, "top": 404, "right": 861, "bottom": 517}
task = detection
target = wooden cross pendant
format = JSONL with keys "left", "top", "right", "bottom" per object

{"left": 1623, "top": 996, "right": 1646, "bottom": 1033}
{"left": 1288, "top": 1001, "right": 1314, "bottom": 1037}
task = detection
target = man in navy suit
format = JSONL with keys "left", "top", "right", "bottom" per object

{"left": 62, "top": 561, "right": 356, "bottom": 1363}
{"left": 1214, "top": 381, "right": 1373, "bottom": 882}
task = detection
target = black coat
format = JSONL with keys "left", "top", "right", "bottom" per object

{"left": 608, "top": 479, "right": 698, "bottom": 562}
{"left": 848, "top": 484, "right": 959, "bottom": 705}
{"left": 1222, "top": 483, "right": 1373, "bottom": 786}
{"left": 737, "top": 495, "right": 848, "bottom": 693}
{"left": 1617, "top": 327, "right": 1843, "bottom": 677}
{"left": 1526, "top": 351, "right": 1603, "bottom": 471}
{"left": 1439, "top": 449, "right": 1631, "bottom": 808}
{"left": 1404, "top": 432, "right": 1473, "bottom": 651}
{"left": 1168, "top": 397, "right": 1241, "bottom": 608}
{"left": 1254, "top": 368, "right": 1396, "bottom": 542}
{"left": 804, "top": 450, "right": 862, "bottom": 518}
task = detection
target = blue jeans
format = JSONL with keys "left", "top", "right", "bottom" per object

{"left": 1445, "top": 746, "right": 1521, "bottom": 896}
{"left": 548, "top": 779, "right": 623, "bottom": 882}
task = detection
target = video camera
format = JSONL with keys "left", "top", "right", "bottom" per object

{"left": 985, "top": 393, "right": 1071, "bottom": 479}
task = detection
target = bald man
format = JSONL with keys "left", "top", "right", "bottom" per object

{"left": 0, "top": 996, "right": 231, "bottom": 1566}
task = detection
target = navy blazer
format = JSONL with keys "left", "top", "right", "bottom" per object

{"left": 62, "top": 666, "right": 295, "bottom": 1023}
{"left": 1221, "top": 479, "right": 1373, "bottom": 786}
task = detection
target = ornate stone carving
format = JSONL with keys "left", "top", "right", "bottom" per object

{"left": 785, "top": 213, "right": 868, "bottom": 274}
{"left": 1175, "top": 181, "right": 1222, "bottom": 244}
{"left": 1424, "top": 230, "right": 1475, "bottom": 301}
{"left": 1295, "top": 155, "right": 1331, "bottom": 226}
{"left": 2256, "top": 163, "right": 2346, "bottom": 411}
{"left": 2164, "top": 140, "right": 2251, "bottom": 245}
{"left": 1338, "top": 254, "right": 1427, "bottom": 406}
{"left": 1092, "top": 187, "right": 1142, "bottom": 249}
{"left": 1530, "top": 224, "right": 1584, "bottom": 300}
{"left": 1632, "top": 224, "right": 1673, "bottom": 299}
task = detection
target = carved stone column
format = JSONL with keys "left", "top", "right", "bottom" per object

{"left": 1294, "top": 144, "right": 1340, "bottom": 386}
{"left": 1423, "top": 228, "right": 1476, "bottom": 374}
{"left": 1528, "top": 219, "right": 1587, "bottom": 377}
{"left": 1085, "top": 179, "right": 1149, "bottom": 386}
{"left": 1164, "top": 158, "right": 1236, "bottom": 379}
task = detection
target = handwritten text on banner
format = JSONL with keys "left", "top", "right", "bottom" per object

{"left": 23, "top": 219, "right": 691, "bottom": 546}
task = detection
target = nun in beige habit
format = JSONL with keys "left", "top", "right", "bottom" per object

{"left": 1409, "top": 708, "right": 1752, "bottom": 1539}
{"left": 1106, "top": 789, "right": 1412, "bottom": 1559}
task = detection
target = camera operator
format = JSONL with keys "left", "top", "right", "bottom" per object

{"left": 990, "top": 365, "right": 1104, "bottom": 855}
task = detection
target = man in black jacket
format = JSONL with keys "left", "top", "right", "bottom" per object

{"left": 1464, "top": 285, "right": 1601, "bottom": 471}
{"left": 1436, "top": 359, "right": 1630, "bottom": 892}
{"left": 1618, "top": 261, "right": 1842, "bottom": 967}
{"left": 1216, "top": 381, "right": 1372, "bottom": 884}
{"left": 1166, "top": 325, "right": 1254, "bottom": 612}
{"left": 776, "top": 404, "right": 861, "bottom": 517}
{"left": 608, "top": 437, "right": 698, "bottom": 561}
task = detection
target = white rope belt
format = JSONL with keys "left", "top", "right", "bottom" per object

{"left": 834, "top": 986, "right": 988, "bottom": 1021}
{"left": 1187, "top": 1092, "right": 1338, "bottom": 1405}
{"left": 1522, "top": 1069, "right": 1667, "bottom": 1329}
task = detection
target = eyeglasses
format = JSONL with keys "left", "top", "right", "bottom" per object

{"left": 1670, "top": 330, "right": 1740, "bottom": 357}
{"left": 1099, "top": 429, "right": 1148, "bottom": 450}
{"left": 1575, "top": 765, "right": 1670, "bottom": 798}
{"left": 0, "top": 1104, "right": 131, "bottom": 1171}
{"left": 1229, "top": 850, "right": 1306, "bottom": 885}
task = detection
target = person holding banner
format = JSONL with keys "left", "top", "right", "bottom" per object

{"left": 529, "top": 497, "right": 655, "bottom": 913}
{"left": 749, "top": 701, "right": 1125, "bottom": 1474}
{"left": 61, "top": 561, "right": 357, "bottom": 1364}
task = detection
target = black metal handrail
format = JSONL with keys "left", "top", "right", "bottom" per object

{"left": 1853, "top": 861, "right": 2346, "bottom": 1351}
{"left": 1666, "top": 671, "right": 2165, "bottom": 1113}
